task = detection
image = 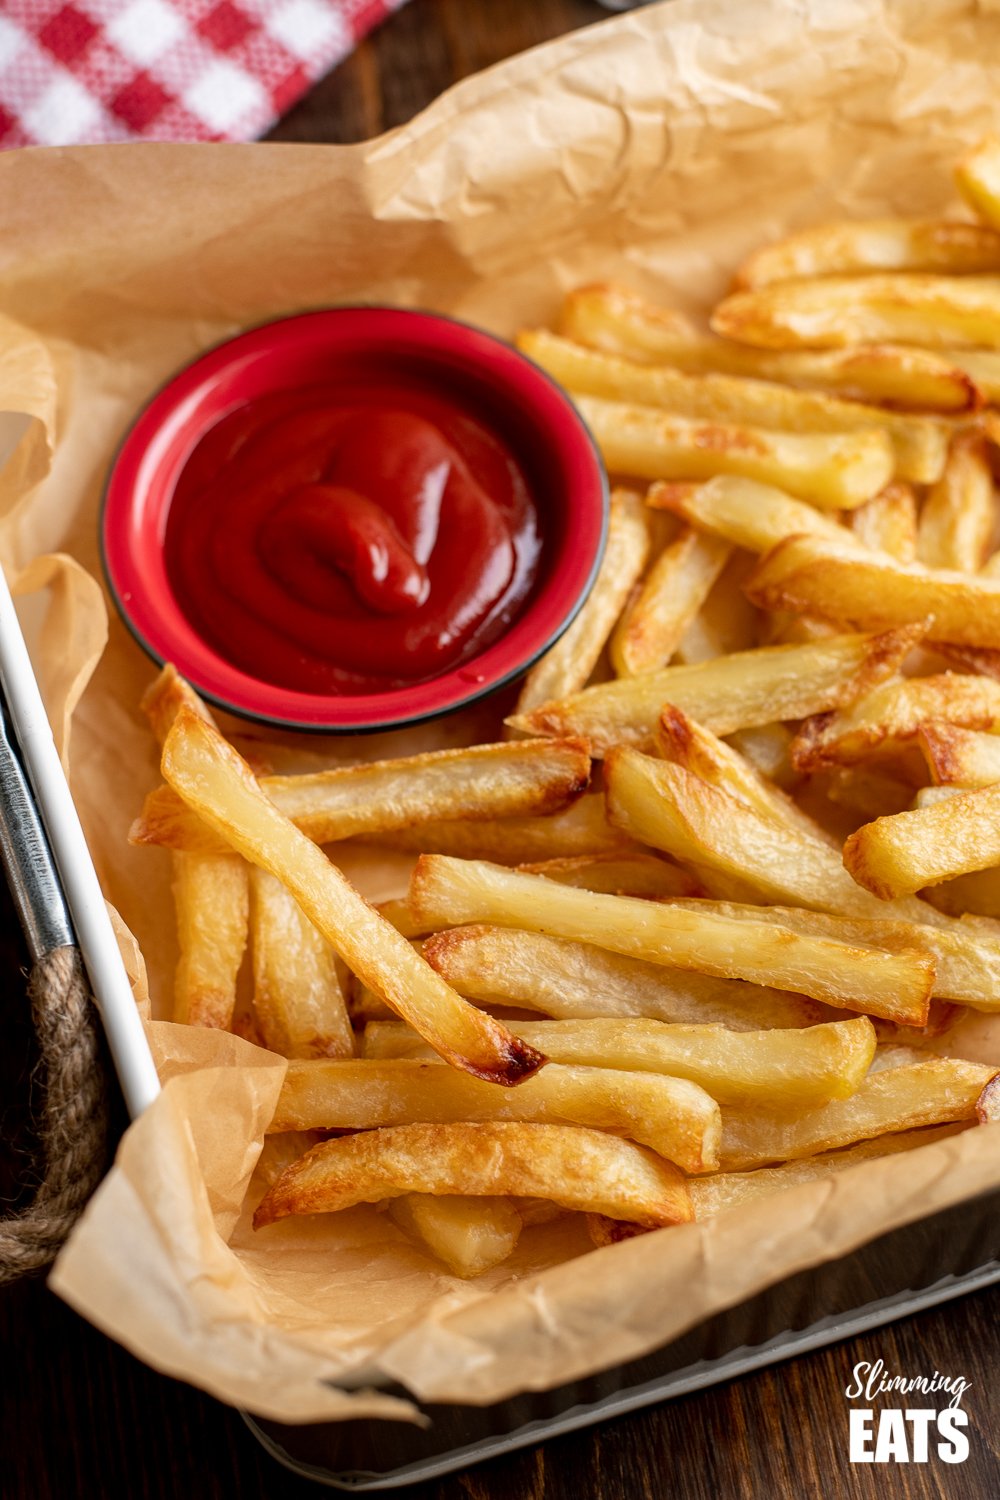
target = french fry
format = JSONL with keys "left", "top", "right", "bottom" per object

{"left": 362, "top": 1015, "right": 877, "bottom": 1108}
{"left": 724, "top": 724, "right": 798, "bottom": 788}
{"left": 514, "top": 488, "right": 649, "bottom": 714}
{"left": 516, "top": 852, "right": 701, "bottom": 900}
{"left": 917, "top": 432, "right": 995, "bottom": 572}
{"left": 407, "top": 856, "right": 934, "bottom": 1015}
{"left": 822, "top": 765, "right": 922, "bottom": 822}
{"left": 735, "top": 219, "right": 1000, "bottom": 288}
{"left": 171, "top": 851, "right": 249, "bottom": 1028}
{"left": 365, "top": 792, "right": 636, "bottom": 863}
{"left": 844, "top": 783, "right": 1000, "bottom": 898}
{"left": 131, "top": 786, "right": 231, "bottom": 855}
{"left": 951, "top": 348, "right": 1000, "bottom": 404}
{"left": 520, "top": 329, "right": 947, "bottom": 484}
{"left": 160, "top": 710, "right": 546, "bottom": 1086}
{"left": 141, "top": 662, "right": 216, "bottom": 741}
{"left": 388, "top": 1196, "right": 522, "bottom": 1278}
{"left": 253, "top": 1122, "right": 694, "bottom": 1231}
{"left": 926, "top": 868, "right": 1000, "bottom": 919}
{"left": 574, "top": 393, "right": 894, "bottom": 510}
{"left": 916, "top": 724, "right": 1000, "bottom": 788}
{"left": 689, "top": 1124, "right": 966, "bottom": 1218}
{"left": 269, "top": 1058, "right": 722, "bottom": 1173}
{"left": 505, "top": 626, "right": 922, "bottom": 754}
{"left": 656, "top": 705, "right": 837, "bottom": 847}
{"left": 249, "top": 868, "right": 354, "bottom": 1058}
{"left": 649, "top": 474, "right": 856, "bottom": 555}
{"left": 719, "top": 1059, "right": 997, "bottom": 1170}
{"left": 610, "top": 527, "right": 732, "bottom": 676}
{"left": 662, "top": 897, "right": 1000, "bottom": 1012}
{"left": 955, "top": 136, "right": 1000, "bottom": 232}
{"left": 746, "top": 533, "right": 1000, "bottom": 648}
{"left": 713, "top": 274, "right": 1000, "bottom": 351}
{"left": 790, "top": 675, "right": 1000, "bottom": 771}
{"left": 421, "top": 925, "right": 829, "bottom": 1031}
{"left": 851, "top": 484, "right": 918, "bottom": 563}
{"left": 674, "top": 550, "right": 761, "bottom": 663}
{"left": 560, "top": 284, "right": 978, "bottom": 412}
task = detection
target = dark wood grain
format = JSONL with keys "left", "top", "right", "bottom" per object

{"left": 5, "top": 3, "right": 1000, "bottom": 1497}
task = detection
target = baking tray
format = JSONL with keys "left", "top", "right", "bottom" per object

{"left": 244, "top": 1180, "right": 1000, "bottom": 1489}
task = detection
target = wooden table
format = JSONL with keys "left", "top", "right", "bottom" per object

{"left": 3, "top": 2, "right": 1000, "bottom": 1495}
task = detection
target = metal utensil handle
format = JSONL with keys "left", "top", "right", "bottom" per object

{"left": 0, "top": 700, "right": 73, "bottom": 961}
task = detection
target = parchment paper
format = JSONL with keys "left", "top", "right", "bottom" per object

{"left": 1, "top": 0, "right": 999, "bottom": 1424}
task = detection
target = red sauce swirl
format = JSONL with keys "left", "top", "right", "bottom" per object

{"left": 164, "top": 383, "right": 542, "bottom": 694}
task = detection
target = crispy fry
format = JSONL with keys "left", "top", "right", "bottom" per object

{"left": 365, "top": 792, "right": 636, "bottom": 863}
{"left": 574, "top": 393, "right": 894, "bottom": 510}
{"left": 171, "top": 850, "right": 249, "bottom": 1028}
{"left": 160, "top": 710, "right": 545, "bottom": 1086}
{"left": 917, "top": 432, "right": 995, "bottom": 572}
{"left": 408, "top": 855, "right": 934, "bottom": 1015}
{"left": 916, "top": 724, "right": 1000, "bottom": 788}
{"left": 610, "top": 527, "right": 732, "bottom": 676}
{"left": 656, "top": 706, "right": 836, "bottom": 847}
{"left": 514, "top": 488, "right": 649, "bottom": 714}
{"left": 250, "top": 868, "right": 354, "bottom": 1058}
{"left": 421, "top": 925, "right": 828, "bottom": 1031}
{"left": 689, "top": 1124, "right": 966, "bottom": 1218}
{"left": 713, "top": 274, "right": 1000, "bottom": 351}
{"left": 735, "top": 219, "right": 1000, "bottom": 288}
{"left": 141, "top": 662, "right": 217, "bottom": 740}
{"left": 269, "top": 1058, "right": 722, "bottom": 1173}
{"left": 650, "top": 474, "right": 855, "bottom": 554}
{"left": 516, "top": 852, "right": 701, "bottom": 900}
{"left": 388, "top": 1196, "right": 522, "bottom": 1277}
{"left": 674, "top": 550, "right": 761, "bottom": 663}
{"left": 844, "top": 783, "right": 1000, "bottom": 899}
{"left": 746, "top": 533, "right": 1000, "bottom": 647}
{"left": 362, "top": 1015, "right": 876, "bottom": 1108}
{"left": 521, "top": 329, "right": 946, "bottom": 484}
{"left": 505, "top": 627, "right": 921, "bottom": 754}
{"left": 719, "top": 1060, "right": 997, "bottom": 1170}
{"left": 253, "top": 1122, "right": 694, "bottom": 1230}
{"left": 955, "top": 136, "right": 1000, "bottom": 231}
{"left": 790, "top": 675, "right": 1000, "bottom": 771}
{"left": 851, "top": 484, "right": 917, "bottom": 563}
{"left": 724, "top": 724, "right": 798, "bottom": 788}
{"left": 560, "top": 284, "right": 978, "bottom": 412}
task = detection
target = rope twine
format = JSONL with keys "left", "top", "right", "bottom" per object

{"left": 0, "top": 946, "right": 108, "bottom": 1282}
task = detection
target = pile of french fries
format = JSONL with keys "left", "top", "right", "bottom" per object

{"left": 132, "top": 137, "right": 1000, "bottom": 1279}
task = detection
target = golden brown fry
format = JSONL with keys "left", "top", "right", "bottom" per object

{"left": 362, "top": 1015, "right": 876, "bottom": 1108}
{"left": 610, "top": 527, "right": 732, "bottom": 676}
{"left": 172, "top": 850, "right": 249, "bottom": 1028}
{"left": 674, "top": 550, "right": 761, "bottom": 663}
{"left": 516, "top": 852, "right": 701, "bottom": 900}
{"left": 270, "top": 1058, "right": 722, "bottom": 1173}
{"left": 689, "top": 1124, "right": 966, "bottom": 1218}
{"left": 160, "top": 710, "right": 545, "bottom": 1086}
{"left": 917, "top": 431, "right": 995, "bottom": 572}
{"left": 506, "top": 627, "right": 921, "bottom": 754}
{"left": 388, "top": 1196, "right": 522, "bottom": 1278}
{"left": 514, "top": 488, "right": 649, "bottom": 714}
{"left": 253, "top": 1122, "right": 694, "bottom": 1230}
{"left": 713, "top": 274, "right": 1000, "bottom": 351}
{"left": 130, "top": 785, "right": 232, "bottom": 854}
{"left": 851, "top": 484, "right": 918, "bottom": 563}
{"left": 735, "top": 219, "right": 1000, "bottom": 288}
{"left": 141, "top": 662, "right": 217, "bottom": 740}
{"left": 719, "top": 1060, "right": 997, "bottom": 1170}
{"left": 955, "top": 136, "right": 1000, "bottom": 232}
{"left": 250, "top": 868, "right": 354, "bottom": 1058}
{"left": 520, "top": 329, "right": 946, "bottom": 484}
{"left": 421, "top": 925, "right": 828, "bottom": 1031}
{"left": 916, "top": 724, "right": 1000, "bottom": 788}
{"left": 408, "top": 855, "right": 933, "bottom": 1015}
{"left": 844, "top": 783, "right": 1000, "bottom": 899}
{"left": 574, "top": 393, "right": 894, "bottom": 510}
{"left": 365, "top": 792, "right": 635, "bottom": 863}
{"left": 790, "top": 675, "right": 1000, "bottom": 771}
{"left": 649, "top": 474, "right": 854, "bottom": 554}
{"left": 560, "top": 284, "right": 978, "bottom": 412}
{"left": 746, "top": 533, "right": 1000, "bottom": 648}
{"left": 656, "top": 705, "right": 836, "bottom": 847}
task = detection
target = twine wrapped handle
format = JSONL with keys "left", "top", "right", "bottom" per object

{"left": 0, "top": 945, "right": 108, "bottom": 1282}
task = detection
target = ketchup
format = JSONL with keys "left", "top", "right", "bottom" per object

{"left": 164, "top": 382, "right": 542, "bottom": 694}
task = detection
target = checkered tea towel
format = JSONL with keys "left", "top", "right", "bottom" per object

{"left": 0, "top": 0, "right": 404, "bottom": 147}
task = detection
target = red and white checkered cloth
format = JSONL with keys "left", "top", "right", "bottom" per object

{"left": 0, "top": 0, "right": 405, "bottom": 147}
